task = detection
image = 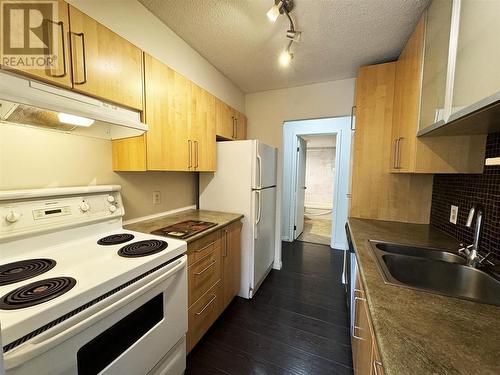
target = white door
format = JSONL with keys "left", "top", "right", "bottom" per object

{"left": 294, "top": 137, "right": 307, "bottom": 239}
{"left": 252, "top": 187, "right": 276, "bottom": 296}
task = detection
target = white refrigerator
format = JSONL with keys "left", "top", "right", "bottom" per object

{"left": 199, "top": 140, "right": 277, "bottom": 299}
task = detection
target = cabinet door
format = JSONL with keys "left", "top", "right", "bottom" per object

{"left": 235, "top": 111, "right": 247, "bottom": 140}
{"left": 222, "top": 222, "right": 242, "bottom": 309}
{"left": 191, "top": 84, "right": 216, "bottom": 171}
{"left": 451, "top": 0, "right": 500, "bottom": 116}
{"left": 144, "top": 54, "right": 191, "bottom": 171}
{"left": 68, "top": 6, "right": 143, "bottom": 110}
{"left": 0, "top": 0, "right": 72, "bottom": 88}
{"left": 391, "top": 16, "right": 425, "bottom": 172}
{"left": 352, "top": 276, "right": 374, "bottom": 375}
{"left": 216, "top": 99, "right": 235, "bottom": 139}
{"left": 418, "top": 0, "right": 453, "bottom": 130}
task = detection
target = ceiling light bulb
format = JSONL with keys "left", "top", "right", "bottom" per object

{"left": 266, "top": 1, "right": 283, "bottom": 22}
{"left": 279, "top": 50, "right": 293, "bottom": 67}
{"left": 58, "top": 113, "right": 95, "bottom": 127}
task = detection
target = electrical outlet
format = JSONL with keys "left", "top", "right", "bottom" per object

{"left": 449, "top": 205, "right": 458, "bottom": 224}
{"left": 152, "top": 191, "right": 161, "bottom": 205}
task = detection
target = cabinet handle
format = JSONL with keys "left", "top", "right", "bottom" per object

{"left": 350, "top": 106, "right": 356, "bottom": 130}
{"left": 352, "top": 325, "right": 365, "bottom": 341}
{"left": 393, "top": 139, "right": 399, "bottom": 169}
{"left": 235, "top": 118, "right": 238, "bottom": 139}
{"left": 71, "top": 32, "right": 87, "bottom": 84}
{"left": 223, "top": 229, "right": 228, "bottom": 257}
{"left": 188, "top": 140, "right": 192, "bottom": 169}
{"left": 194, "top": 140, "right": 199, "bottom": 169}
{"left": 232, "top": 116, "right": 236, "bottom": 139}
{"left": 48, "top": 20, "right": 67, "bottom": 78}
{"left": 373, "top": 361, "right": 383, "bottom": 375}
{"left": 195, "top": 294, "right": 217, "bottom": 316}
{"left": 394, "top": 137, "right": 404, "bottom": 169}
{"left": 194, "top": 260, "right": 216, "bottom": 276}
{"left": 194, "top": 241, "right": 215, "bottom": 253}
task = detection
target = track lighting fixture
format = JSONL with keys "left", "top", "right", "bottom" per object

{"left": 266, "top": 0, "right": 301, "bottom": 67}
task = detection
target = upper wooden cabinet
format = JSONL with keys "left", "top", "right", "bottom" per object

{"left": 68, "top": 6, "right": 143, "bottom": 110}
{"left": 144, "top": 54, "right": 190, "bottom": 171}
{"left": 113, "top": 54, "right": 216, "bottom": 172}
{"left": 215, "top": 99, "right": 247, "bottom": 140}
{"left": 390, "top": 12, "right": 486, "bottom": 174}
{"left": 234, "top": 111, "right": 247, "bottom": 140}
{"left": 0, "top": 0, "right": 72, "bottom": 88}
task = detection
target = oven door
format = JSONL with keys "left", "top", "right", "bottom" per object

{"left": 5, "top": 255, "right": 187, "bottom": 375}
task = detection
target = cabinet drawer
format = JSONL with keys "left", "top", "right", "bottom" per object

{"left": 187, "top": 230, "right": 220, "bottom": 265}
{"left": 187, "top": 280, "right": 222, "bottom": 353}
{"left": 188, "top": 246, "right": 221, "bottom": 307}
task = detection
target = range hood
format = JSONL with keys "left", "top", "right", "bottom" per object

{"left": 0, "top": 71, "right": 147, "bottom": 140}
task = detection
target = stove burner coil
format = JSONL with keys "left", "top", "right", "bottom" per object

{"left": 0, "top": 259, "right": 56, "bottom": 286}
{"left": 118, "top": 240, "right": 168, "bottom": 258}
{"left": 97, "top": 233, "right": 135, "bottom": 246}
{"left": 0, "top": 277, "right": 77, "bottom": 310}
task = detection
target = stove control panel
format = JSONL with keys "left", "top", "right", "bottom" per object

{"left": 0, "top": 191, "right": 124, "bottom": 240}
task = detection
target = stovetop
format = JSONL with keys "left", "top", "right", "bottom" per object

{"left": 0, "top": 224, "right": 186, "bottom": 347}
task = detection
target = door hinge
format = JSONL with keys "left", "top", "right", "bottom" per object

{"left": 294, "top": 225, "right": 297, "bottom": 230}
{"left": 297, "top": 147, "right": 300, "bottom": 152}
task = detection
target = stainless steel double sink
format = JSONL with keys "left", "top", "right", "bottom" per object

{"left": 369, "top": 241, "right": 500, "bottom": 306}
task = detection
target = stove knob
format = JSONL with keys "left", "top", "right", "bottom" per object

{"left": 5, "top": 211, "right": 21, "bottom": 223}
{"left": 107, "top": 195, "right": 115, "bottom": 203}
{"left": 79, "top": 202, "right": 90, "bottom": 212}
{"left": 108, "top": 205, "right": 117, "bottom": 213}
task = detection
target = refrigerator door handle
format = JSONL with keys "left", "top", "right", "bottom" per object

{"left": 254, "top": 190, "right": 262, "bottom": 239}
{"left": 256, "top": 154, "right": 262, "bottom": 189}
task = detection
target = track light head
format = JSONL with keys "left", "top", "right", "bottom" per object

{"left": 279, "top": 49, "right": 293, "bottom": 67}
{"left": 266, "top": 0, "right": 294, "bottom": 22}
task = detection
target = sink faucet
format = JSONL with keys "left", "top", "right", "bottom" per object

{"left": 459, "top": 205, "right": 484, "bottom": 267}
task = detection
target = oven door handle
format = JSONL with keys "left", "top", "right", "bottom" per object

{"left": 4, "top": 255, "right": 187, "bottom": 370}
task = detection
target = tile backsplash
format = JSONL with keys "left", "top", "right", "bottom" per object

{"left": 430, "top": 132, "right": 500, "bottom": 262}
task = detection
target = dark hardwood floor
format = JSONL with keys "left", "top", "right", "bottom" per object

{"left": 186, "top": 241, "right": 353, "bottom": 375}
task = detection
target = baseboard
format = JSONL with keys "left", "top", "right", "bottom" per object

{"left": 273, "top": 260, "right": 282, "bottom": 270}
{"left": 123, "top": 205, "right": 197, "bottom": 225}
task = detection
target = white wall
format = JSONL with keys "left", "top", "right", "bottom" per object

{"left": 0, "top": 124, "right": 197, "bottom": 220}
{"left": 305, "top": 145, "right": 336, "bottom": 209}
{"left": 67, "top": 0, "right": 245, "bottom": 112}
{"left": 245, "top": 78, "right": 356, "bottom": 148}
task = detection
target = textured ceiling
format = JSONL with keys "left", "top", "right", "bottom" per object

{"left": 138, "top": 0, "right": 430, "bottom": 93}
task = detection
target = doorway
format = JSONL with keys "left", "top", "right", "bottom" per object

{"left": 295, "top": 135, "right": 336, "bottom": 245}
{"left": 281, "top": 117, "right": 352, "bottom": 250}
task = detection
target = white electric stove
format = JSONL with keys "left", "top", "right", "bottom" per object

{"left": 0, "top": 185, "right": 188, "bottom": 375}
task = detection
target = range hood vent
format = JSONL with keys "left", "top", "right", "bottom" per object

{"left": 0, "top": 71, "right": 147, "bottom": 140}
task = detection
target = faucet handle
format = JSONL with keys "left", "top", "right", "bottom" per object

{"left": 458, "top": 244, "right": 473, "bottom": 257}
{"left": 478, "top": 252, "right": 496, "bottom": 267}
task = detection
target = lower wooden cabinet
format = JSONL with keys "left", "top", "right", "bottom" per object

{"left": 186, "top": 221, "right": 242, "bottom": 352}
{"left": 222, "top": 221, "right": 242, "bottom": 309}
{"left": 352, "top": 272, "right": 385, "bottom": 375}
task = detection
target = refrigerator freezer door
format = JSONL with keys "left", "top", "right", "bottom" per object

{"left": 253, "top": 141, "right": 277, "bottom": 189}
{"left": 251, "top": 187, "right": 276, "bottom": 296}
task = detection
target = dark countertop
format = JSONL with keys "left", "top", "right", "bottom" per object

{"left": 125, "top": 209, "right": 243, "bottom": 243}
{"left": 347, "top": 218, "right": 500, "bottom": 375}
